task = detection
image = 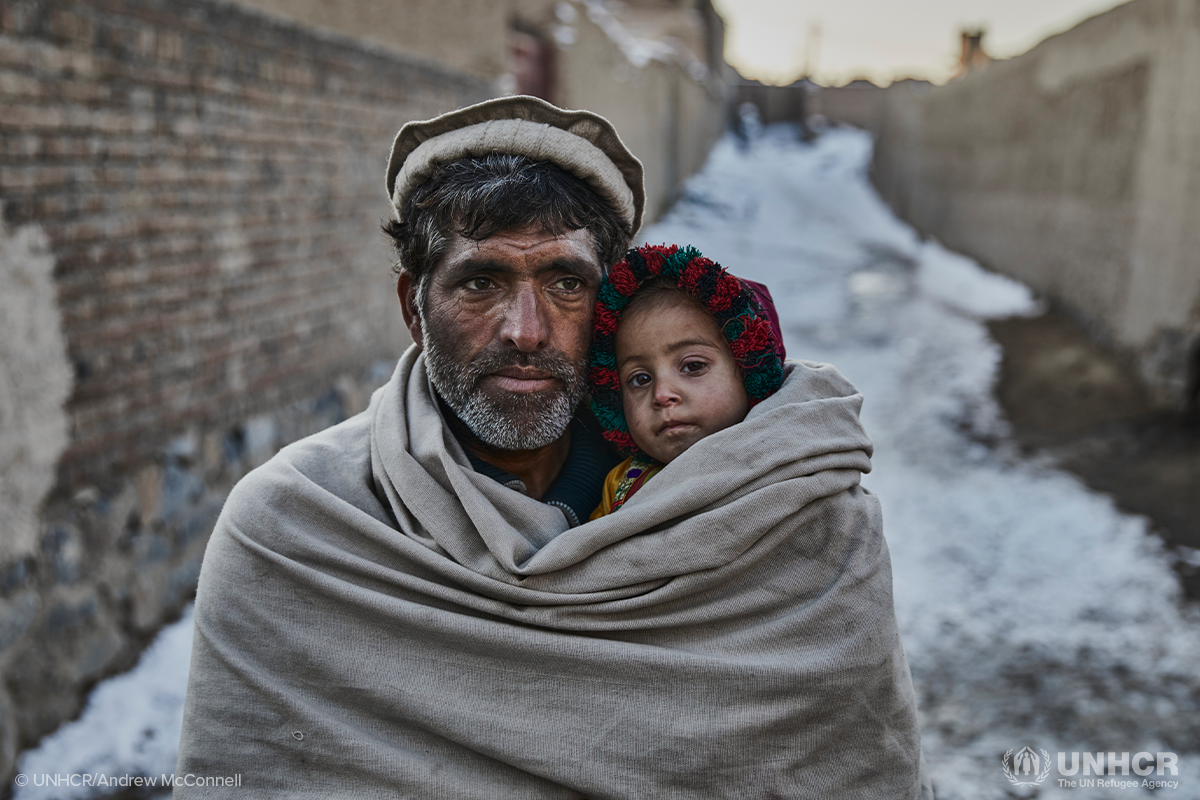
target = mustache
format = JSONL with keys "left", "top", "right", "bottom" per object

{"left": 462, "top": 346, "right": 582, "bottom": 388}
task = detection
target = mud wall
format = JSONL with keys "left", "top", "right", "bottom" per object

{"left": 231, "top": 0, "right": 732, "bottom": 228}
{"left": 0, "top": 0, "right": 487, "bottom": 782}
{"left": 734, "top": 81, "right": 808, "bottom": 126}
{"left": 872, "top": 0, "right": 1200, "bottom": 407}
{"left": 225, "top": 0, "right": 513, "bottom": 80}
{"left": 811, "top": 82, "right": 884, "bottom": 131}
{"left": 556, "top": 3, "right": 728, "bottom": 221}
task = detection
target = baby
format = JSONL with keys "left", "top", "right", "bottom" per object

{"left": 589, "top": 244, "right": 786, "bottom": 517}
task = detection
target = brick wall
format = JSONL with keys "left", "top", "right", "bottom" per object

{"left": 0, "top": 0, "right": 489, "bottom": 782}
{"left": 1, "top": 0, "right": 488, "bottom": 488}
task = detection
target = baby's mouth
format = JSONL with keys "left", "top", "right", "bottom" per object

{"left": 658, "top": 419, "right": 696, "bottom": 434}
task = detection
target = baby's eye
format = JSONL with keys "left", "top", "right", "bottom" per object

{"left": 628, "top": 373, "right": 652, "bottom": 388}
{"left": 682, "top": 360, "right": 708, "bottom": 374}
{"left": 463, "top": 277, "right": 495, "bottom": 291}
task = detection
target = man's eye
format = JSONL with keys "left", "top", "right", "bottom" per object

{"left": 555, "top": 276, "right": 584, "bottom": 292}
{"left": 463, "top": 277, "right": 494, "bottom": 291}
{"left": 628, "top": 373, "right": 651, "bottom": 388}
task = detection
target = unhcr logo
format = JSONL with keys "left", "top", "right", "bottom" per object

{"left": 1002, "top": 746, "right": 1052, "bottom": 786}
{"left": 999, "top": 746, "right": 1182, "bottom": 790}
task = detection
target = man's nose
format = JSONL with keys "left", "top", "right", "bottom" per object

{"left": 499, "top": 284, "right": 550, "bottom": 352}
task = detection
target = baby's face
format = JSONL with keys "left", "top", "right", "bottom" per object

{"left": 615, "top": 294, "right": 750, "bottom": 464}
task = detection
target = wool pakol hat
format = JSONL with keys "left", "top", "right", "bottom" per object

{"left": 386, "top": 95, "right": 645, "bottom": 233}
{"left": 589, "top": 244, "right": 787, "bottom": 456}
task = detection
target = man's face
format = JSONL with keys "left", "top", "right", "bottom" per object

{"left": 410, "top": 224, "right": 603, "bottom": 451}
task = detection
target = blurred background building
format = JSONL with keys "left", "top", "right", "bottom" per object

{"left": 735, "top": 0, "right": 1199, "bottom": 415}
{"left": 873, "top": 0, "right": 1200, "bottom": 412}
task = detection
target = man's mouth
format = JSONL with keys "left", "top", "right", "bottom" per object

{"left": 486, "top": 367, "right": 559, "bottom": 394}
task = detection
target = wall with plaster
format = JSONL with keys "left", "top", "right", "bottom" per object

{"left": 872, "top": 0, "right": 1200, "bottom": 406}
{"left": 0, "top": 222, "right": 72, "bottom": 565}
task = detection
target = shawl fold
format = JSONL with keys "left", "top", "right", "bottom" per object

{"left": 176, "top": 346, "right": 931, "bottom": 799}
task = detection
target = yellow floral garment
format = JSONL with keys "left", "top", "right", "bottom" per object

{"left": 590, "top": 455, "right": 663, "bottom": 519}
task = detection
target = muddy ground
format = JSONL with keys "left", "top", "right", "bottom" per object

{"left": 989, "top": 310, "right": 1200, "bottom": 600}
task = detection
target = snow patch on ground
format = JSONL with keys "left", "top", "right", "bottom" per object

{"left": 15, "top": 608, "right": 192, "bottom": 798}
{"left": 17, "top": 126, "right": 1200, "bottom": 800}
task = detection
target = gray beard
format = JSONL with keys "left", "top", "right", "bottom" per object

{"left": 421, "top": 327, "right": 585, "bottom": 451}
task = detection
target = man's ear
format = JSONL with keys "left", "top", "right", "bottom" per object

{"left": 396, "top": 271, "right": 424, "bottom": 347}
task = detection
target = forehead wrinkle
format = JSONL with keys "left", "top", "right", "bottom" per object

{"left": 500, "top": 233, "right": 566, "bottom": 250}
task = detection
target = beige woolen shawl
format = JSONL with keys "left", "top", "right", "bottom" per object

{"left": 176, "top": 347, "right": 931, "bottom": 799}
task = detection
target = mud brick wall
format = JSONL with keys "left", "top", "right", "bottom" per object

{"left": 1, "top": 0, "right": 487, "bottom": 484}
{"left": 871, "top": 0, "right": 1200, "bottom": 408}
{"left": 0, "top": 0, "right": 489, "bottom": 783}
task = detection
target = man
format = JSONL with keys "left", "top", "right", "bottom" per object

{"left": 177, "top": 96, "right": 931, "bottom": 798}
{"left": 379, "top": 97, "right": 641, "bottom": 523}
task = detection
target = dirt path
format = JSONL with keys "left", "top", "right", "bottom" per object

{"left": 989, "top": 310, "right": 1200, "bottom": 599}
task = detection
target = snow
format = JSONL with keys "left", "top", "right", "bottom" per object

{"left": 15, "top": 607, "right": 192, "bottom": 798}
{"left": 580, "top": 0, "right": 675, "bottom": 69}
{"left": 17, "top": 126, "right": 1200, "bottom": 799}
{"left": 574, "top": 0, "right": 709, "bottom": 85}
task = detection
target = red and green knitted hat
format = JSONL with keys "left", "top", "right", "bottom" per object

{"left": 588, "top": 243, "right": 786, "bottom": 455}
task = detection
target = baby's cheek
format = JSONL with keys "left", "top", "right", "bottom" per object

{"left": 622, "top": 394, "right": 651, "bottom": 440}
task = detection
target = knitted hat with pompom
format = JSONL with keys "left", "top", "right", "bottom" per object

{"left": 589, "top": 243, "right": 786, "bottom": 456}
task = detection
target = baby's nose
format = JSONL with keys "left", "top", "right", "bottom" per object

{"left": 653, "top": 383, "right": 682, "bottom": 406}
